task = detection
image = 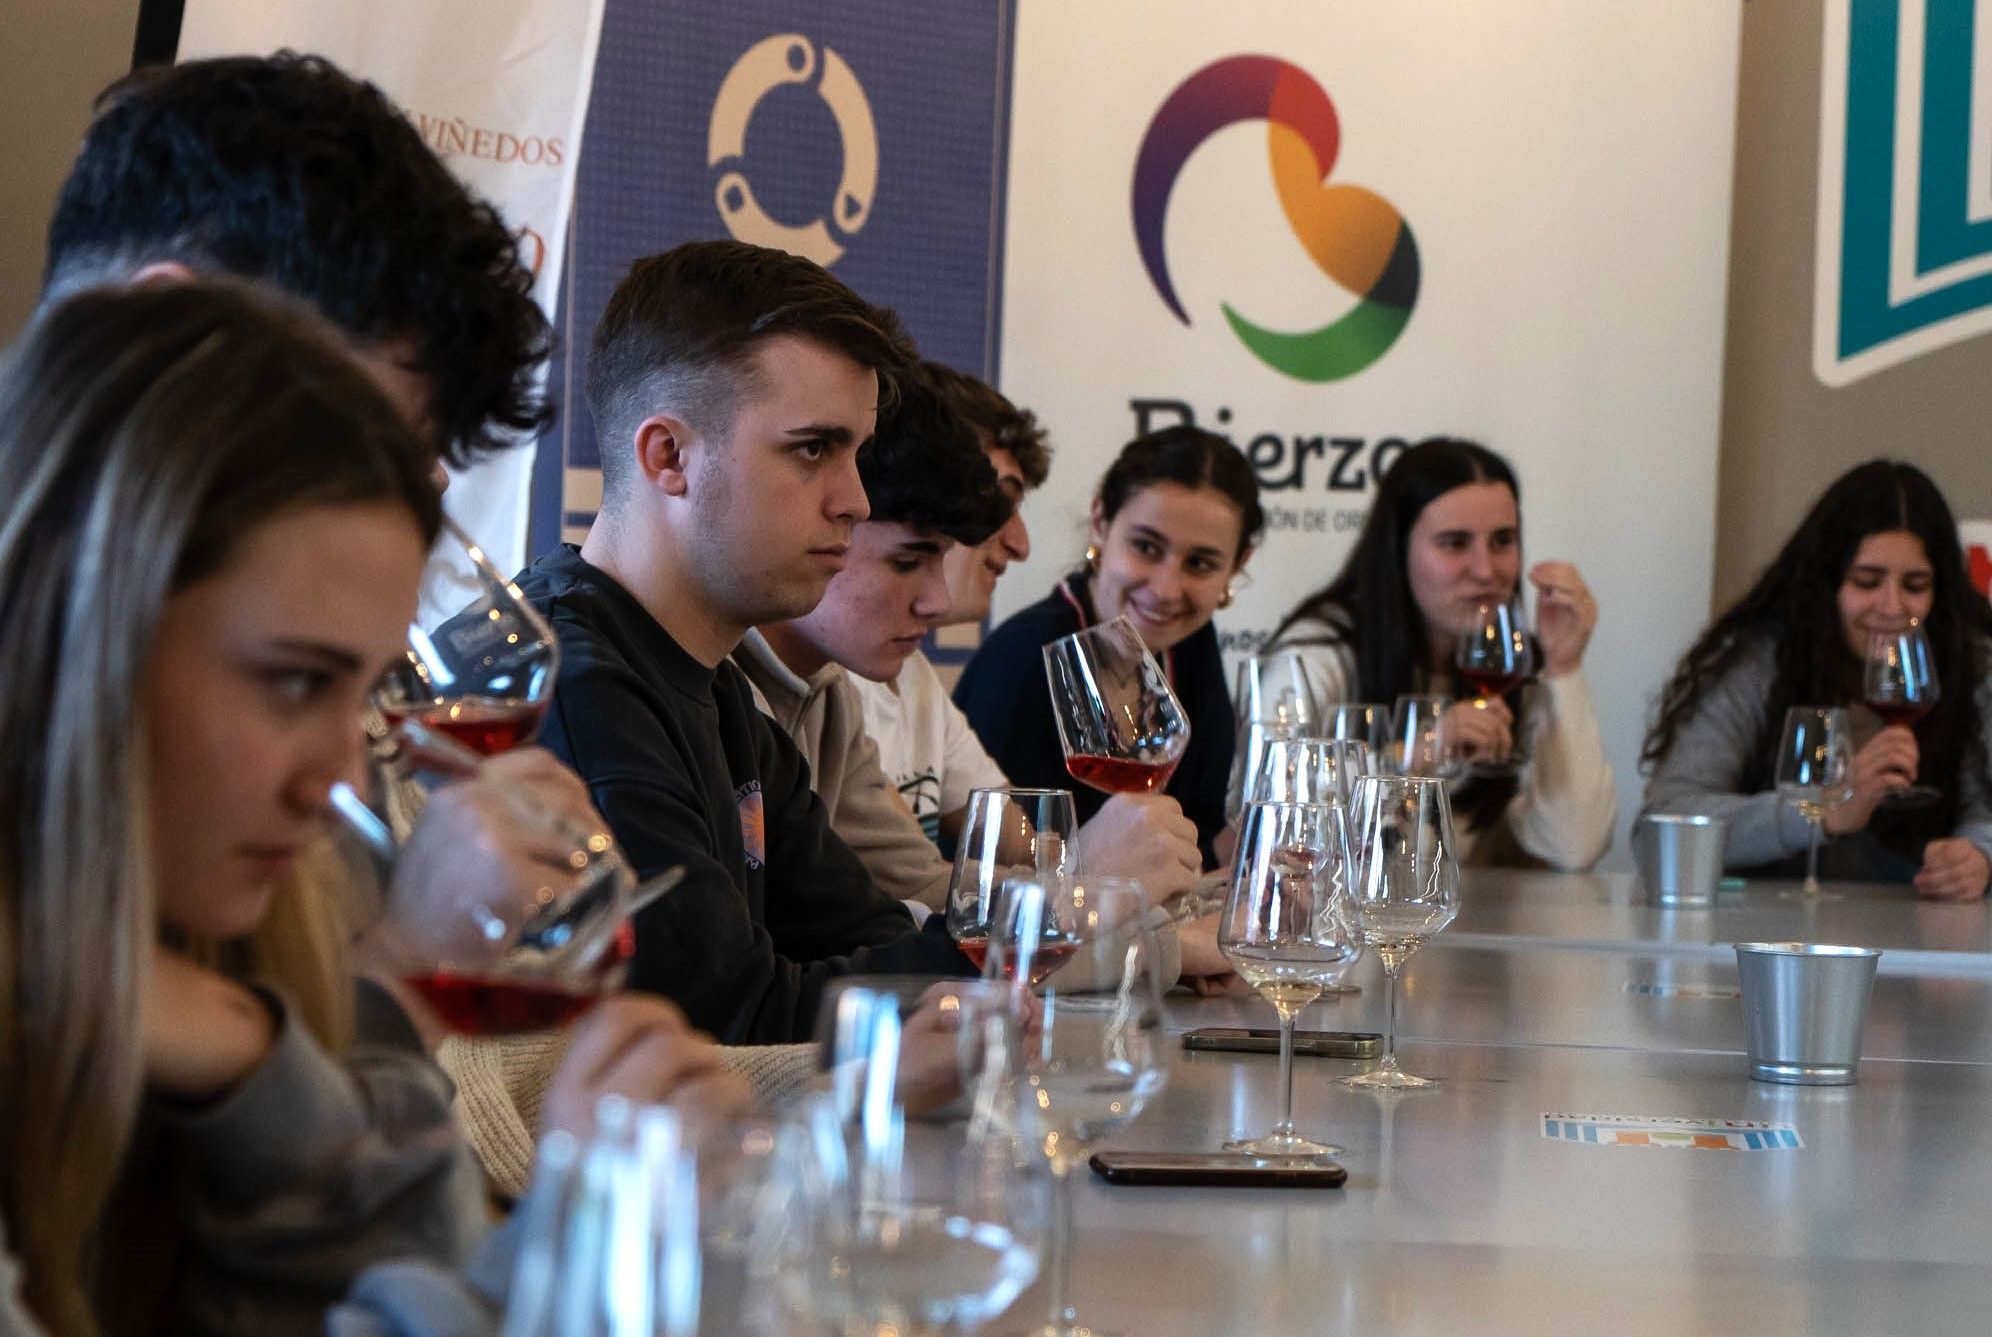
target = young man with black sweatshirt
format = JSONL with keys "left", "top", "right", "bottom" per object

{"left": 509, "top": 240, "right": 975, "bottom": 1043}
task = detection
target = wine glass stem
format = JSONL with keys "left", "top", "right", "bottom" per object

{"left": 1047, "top": 1154, "right": 1077, "bottom": 1331}
{"left": 1381, "top": 961, "right": 1402, "bottom": 1072}
{"left": 1805, "top": 816, "right": 1822, "bottom": 894}
{"left": 1275, "top": 1010, "right": 1298, "bottom": 1136}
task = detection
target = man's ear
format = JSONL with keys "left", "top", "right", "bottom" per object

{"left": 633, "top": 415, "right": 696, "bottom": 497}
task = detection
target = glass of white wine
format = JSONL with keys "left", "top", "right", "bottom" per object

{"left": 1776, "top": 706, "right": 1850, "bottom": 898}
{"left": 1343, "top": 775, "right": 1461, "bottom": 1090}
{"left": 1219, "top": 800, "right": 1361, "bottom": 1158}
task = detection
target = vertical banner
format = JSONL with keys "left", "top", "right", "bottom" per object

{"left": 532, "top": 0, "right": 1015, "bottom": 552}
{"left": 998, "top": 0, "right": 1741, "bottom": 860}
{"left": 176, "top": 0, "right": 604, "bottom": 624}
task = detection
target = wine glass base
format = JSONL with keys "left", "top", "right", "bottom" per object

{"left": 1343, "top": 1067, "right": 1439, "bottom": 1091}
{"left": 1222, "top": 1133, "right": 1344, "bottom": 1158}
{"left": 1880, "top": 785, "right": 1941, "bottom": 809}
{"left": 1776, "top": 885, "right": 1844, "bottom": 903}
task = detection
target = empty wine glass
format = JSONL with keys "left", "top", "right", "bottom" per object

{"left": 1865, "top": 622, "right": 1941, "bottom": 806}
{"left": 1244, "top": 736, "right": 1372, "bottom": 809}
{"left": 377, "top": 517, "right": 560, "bottom": 757}
{"left": 1454, "top": 597, "right": 1535, "bottom": 776}
{"left": 1391, "top": 693, "right": 1461, "bottom": 779}
{"left": 1233, "top": 649, "right": 1319, "bottom": 732}
{"left": 1324, "top": 702, "right": 1394, "bottom": 756}
{"left": 1777, "top": 706, "right": 1851, "bottom": 898}
{"left": 994, "top": 877, "right": 1170, "bottom": 1337}
{"left": 1220, "top": 800, "right": 1362, "bottom": 1158}
{"left": 948, "top": 788, "right": 1078, "bottom": 977}
{"left": 1226, "top": 716, "right": 1307, "bottom": 823}
{"left": 1343, "top": 775, "right": 1460, "bottom": 1090}
{"left": 784, "top": 977, "right": 1046, "bottom": 1335}
{"left": 1043, "top": 616, "right": 1190, "bottom": 796}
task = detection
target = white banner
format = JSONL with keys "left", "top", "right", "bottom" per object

{"left": 178, "top": 0, "right": 604, "bottom": 624}
{"left": 997, "top": 0, "right": 1742, "bottom": 864}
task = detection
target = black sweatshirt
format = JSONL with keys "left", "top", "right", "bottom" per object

{"left": 510, "top": 546, "right": 970, "bottom": 1043}
{"left": 952, "top": 572, "right": 1235, "bottom": 868}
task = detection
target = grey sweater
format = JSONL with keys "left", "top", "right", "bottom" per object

{"left": 0, "top": 989, "right": 496, "bottom": 1337}
{"left": 1640, "top": 637, "right": 1992, "bottom": 878}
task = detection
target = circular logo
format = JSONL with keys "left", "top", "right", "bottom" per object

{"left": 708, "top": 34, "right": 878, "bottom": 267}
{"left": 1131, "top": 56, "right": 1420, "bottom": 382}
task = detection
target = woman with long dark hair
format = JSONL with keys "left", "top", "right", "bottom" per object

{"left": 1269, "top": 438, "right": 1615, "bottom": 869}
{"left": 954, "top": 425, "right": 1265, "bottom": 869}
{"left": 1642, "top": 460, "right": 1992, "bottom": 899}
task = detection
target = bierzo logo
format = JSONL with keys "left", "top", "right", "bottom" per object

{"left": 1132, "top": 55, "right": 1419, "bottom": 382}
{"left": 708, "top": 34, "right": 878, "bottom": 267}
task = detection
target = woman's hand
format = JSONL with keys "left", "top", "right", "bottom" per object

{"left": 1530, "top": 561, "right": 1597, "bottom": 677}
{"left": 1822, "top": 727, "right": 1917, "bottom": 835}
{"left": 1441, "top": 697, "right": 1513, "bottom": 763}
{"left": 1175, "top": 912, "right": 1239, "bottom": 995}
{"left": 145, "top": 946, "right": 278, "bottom": 1102}
{"left": 1914, "top": 839, "right": 1991, "bottom": 901}
{"left": 539, "top": 995, "right": 753, "bottom": 1140}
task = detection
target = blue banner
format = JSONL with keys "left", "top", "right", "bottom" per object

{"left": 531, "top": 0, "right": 1017, "bottom": 552}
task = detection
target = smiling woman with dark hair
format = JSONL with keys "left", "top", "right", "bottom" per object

{"left": 1642, "top": 459, "right": 1992, "bottom": 899}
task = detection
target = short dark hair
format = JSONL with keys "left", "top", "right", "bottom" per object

{"left": 1096, "top": 424, "right": 1264, "bottom": 561}
{"left": 43, "top": 52, "right": 552, "bottom": 468}
{"left": 923, "top": 360, "right": 1052, "bottom": 488}
{"left": 860, "top": 367, "right": 1012, "bottom": 547}
{"left": 587, "top": 240, "right": 919, "bottom": 500}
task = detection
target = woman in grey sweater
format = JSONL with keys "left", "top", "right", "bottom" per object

{"left": 1642, "top": 460, "right": 1992, "bottom": 899}
{"left": 0, "top": 283, "right": 741, "bottom": 1337}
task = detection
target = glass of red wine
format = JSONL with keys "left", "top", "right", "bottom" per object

{"left": 1864, "top": 622, "right": 1941, "bottom": 807}
{"left": 947, "top": 788, "right": 1078, "bottom": 978}
{"left": 1042, "top": 616, "right": 1190, "bottom": 796}
{"left": 1453, "top": 597, "right": 1535, "bottom": 776}
{"left": 374, "top": 517, "right": 560, "bottom": 757}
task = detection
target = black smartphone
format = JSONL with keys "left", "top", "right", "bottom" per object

{"left": 1181, "top": 1026, "right": 1381, "bottom": 1059}
{"left": 1089, "top": 1151, "right": 1347, "bottom": 1188}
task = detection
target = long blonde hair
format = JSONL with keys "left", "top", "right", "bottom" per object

{"left": 0, "top": 280, "right": 441, "bottom": 1335}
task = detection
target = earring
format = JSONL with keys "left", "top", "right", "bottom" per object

{"left": 1085, "top": 544, "right": 1101, "bottom": 571}
{"left": 1218, "top": 584, "right": 1235, "bottom": 610}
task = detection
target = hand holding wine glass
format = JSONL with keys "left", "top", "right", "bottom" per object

{"left": 1864, "top": 621, "right": 1940, "bottom": 805}
{"left": 1343, "top": 775, "right": 1460, "bottom": 1090}
{"left": 1453, "top": 597, "right": 1533, "bottom": 775}
{"left": 1220, "top": 800, "right": 1361, "bottom": 1157}
{"left": 1043, "top": 616, "right": 1189, "bottom": 795}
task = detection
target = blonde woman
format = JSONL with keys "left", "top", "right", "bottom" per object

{"left": 0, "top": 281, "right": 740, "bottom": 1337}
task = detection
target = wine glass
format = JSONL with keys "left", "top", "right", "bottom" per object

{"left": 502, "top": 1096, "right": 704, "bottom": 1337}
{"left": 1232, "top": 649, "right": 1319, "bottom": 731}
{"left": 375, "top": 517, "right": 559, "bottom": 756}
{"left": 1042, "top": 616, "right": 1190, "bottom": 795}
{"left": 1244, "top": 736, "right": 1372, "bottom": 809}
{"left": 1226, "top": 717, "right": 1307, "bottom": 823}
{"left": 948, "top": 788, "right": 1078, "bottom": 977}
{"left": 1391, "top": 693, "right": 1461, "bottom": 779}
{"left": 1219, "top": 800, "right": 1362, "bottom": 1157}
{"left": 1776, "top": 706, "right": 1851, "bottom": 898}
{"left": 991, "top": 877, "right": 1170, "bottom": 1337}
{"left": 783, "top": 977, "right": 1046, "bottom": 1335}
{"left": 1454, "top": 597, "right": 1535, "bottom": 775}
{"left": 1324, "top": 703, "right": 1394, "bottom": 756}
{"left": 1865, "top": 622, "right": 1941, "bottom": 806}
{"left": 1342, "top": 775, "right": 1460, "bottom": 1090}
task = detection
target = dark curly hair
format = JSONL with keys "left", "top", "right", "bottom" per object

{"left": 1268, "top": 438, "right": 1523, "bottom": 832}
{"left": 587, "top": 240, "right": 918, "bottom": 502}
{"left": 43, "top": 52, "right": 552, "bottom": 468}
{"left": 1644, "top": 460, "right": 1992, "bottom": 855}
{"left": 922, "top": 360, "right": 1052, "bottom": 488}
{"left": 861, "top": 367, "right": 1012, "bottom": 546}
{"left": 1095, "top": 424, "right": 1265, "bottom": 562}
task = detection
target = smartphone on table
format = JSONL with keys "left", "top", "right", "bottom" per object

{"left": 1090, "top": 1151, "right": 1347, "bottom": 1188}
{"left": 1181, "top": 1027, "right": 1381, "bottom": 1059}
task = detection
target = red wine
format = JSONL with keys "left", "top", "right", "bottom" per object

{"left": 958, "top": 935, "right": 991, "bottom": 972}
{"left": 403, "top": 971, "right": 600, "bottom": 1036}
{"left": 955, "top": 934, "right": 1079, "bottom": 986}
{"left": 417, "top": 696, "right": 545, "bottom": 756}
{"left": 1065, "top": 753, "right": 1179, "bottom": 795}
{"left": 1459, "top": 668, "right": 1528, "bottom": 698}
{"left": 1866, "top": 699, "right": 1933, "bottom": 729}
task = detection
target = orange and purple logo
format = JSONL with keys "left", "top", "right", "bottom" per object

{"left": 1132, "top": 56, "right": 1420, "bottom": 382}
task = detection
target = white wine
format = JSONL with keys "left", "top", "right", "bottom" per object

{"left": 1225, "top": 943, "right": 1356, "bottom": 1017}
